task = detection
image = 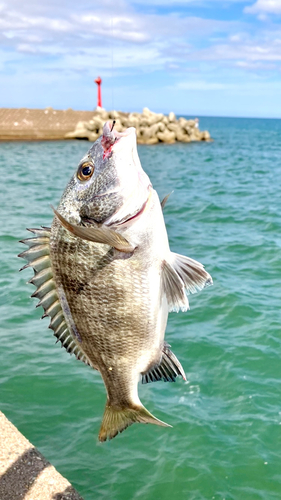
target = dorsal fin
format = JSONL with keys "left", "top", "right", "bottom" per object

{"left": 161, "top": 192, "right": 172, "bottom": 210}
{"left": 142, "top": 343, "right": 186, "bottom": 384}
{"left": 19, "top": 228, "right": 93, "bottom": 368}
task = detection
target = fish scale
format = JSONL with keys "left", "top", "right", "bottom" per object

{"left": 49, "top": 207, "right": 171, "bottom": 411}
{"left": 20, "top": 121, "right": 212, "bottom": 441}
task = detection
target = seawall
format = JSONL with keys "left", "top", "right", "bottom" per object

{"left": 0, "top": 411, "right": 83, "bottom": 500}
{"left": 0, "top": 107, "right": 211, "bottom": 143}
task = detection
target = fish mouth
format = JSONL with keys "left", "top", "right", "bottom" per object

{"left": 105, "top": 186, "right": 152, "bottom": 228}
{"left": 101, "top": 121, "right": 135, "bottom": 159}
{"left": 108, "top": 198, "right": 147, "bottom": 227}
{"left": 79, "top": 186, "right": 151, "bottom": 228}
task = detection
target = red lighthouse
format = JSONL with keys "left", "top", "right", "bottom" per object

{"left": 94, "top": 76, "right": 102, "bottom": 108}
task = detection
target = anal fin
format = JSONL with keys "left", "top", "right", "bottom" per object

{"left": 142, "top": 343, "right": 186, "bottom": 384}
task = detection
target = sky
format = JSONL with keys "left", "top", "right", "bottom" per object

{"left": 1, "top": 0, "right": 281, "bottom": 117}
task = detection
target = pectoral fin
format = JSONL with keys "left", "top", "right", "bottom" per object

{"left": 52, "top": 207, "right": 135, "bottom": 253}
{"left": 162, "top": 252, "right": 212, "bottom": 312}
{"left": 161, "top": 260, "right": 189, "bottom": 312}
{"left": 170, "top": 252, "right": 213, "bottom": 294}
{"left": 142, "top": 343, "right": 186, "bottom": 384}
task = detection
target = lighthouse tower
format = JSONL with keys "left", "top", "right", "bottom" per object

{"left": 94, "top": 77, "right": 102, "bottom": 109}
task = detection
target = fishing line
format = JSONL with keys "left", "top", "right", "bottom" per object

{"left": 110, "top": 17, "right": 115, "bottom": 111}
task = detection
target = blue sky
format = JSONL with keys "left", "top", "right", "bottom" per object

{"left": 1, "top": 0, "right": 281, "bottom": 117}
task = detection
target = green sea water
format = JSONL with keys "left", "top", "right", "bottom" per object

{"left": 1, "top": 117, "right": 281, "bottom": 500}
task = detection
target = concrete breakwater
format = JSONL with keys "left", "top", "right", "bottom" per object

{"left": 65, "top": 107, "right": 211, "bottom": 144}
{"left": 0, "top": 411, "right": 83, "bottom": 500}
{"left": 0, "top": 108, "right": 95, "bottom": 141}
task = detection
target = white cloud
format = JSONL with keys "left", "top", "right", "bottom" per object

{"left": 0, "top": 0, "right": 245, "bottom": 53}
{"left": 0, "top": 0, "right": 280, "bottom": 100}
{"left": 132, "top": 0, "right": 251, "bottom": 4}
{"left": 0, "top": 0, "right": 252, "bottom": 82}
{"left": 176, "top": 79, "right": 281, "bottom": 94}
{"left": 189, "top": 35, "right": 281, "bottom": 63}
{"left": 245, "top": 0, "right": 281, "bottom": 15}
{"left": 177, "top": 80, "right": 226, "bottom": 90}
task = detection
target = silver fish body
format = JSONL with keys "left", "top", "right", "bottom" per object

{"left": 20, "top": 123, "right": 212, "bottom": 441}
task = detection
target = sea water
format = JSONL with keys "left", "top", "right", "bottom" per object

{"left": 1, "top": 116, "right": 281, "bottom": 500}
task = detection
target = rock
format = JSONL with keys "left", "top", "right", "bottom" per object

{"left": 175, "top": 128, "right": 191, "bottom": 142}
{"left": 201, "top": 130, "right": 211, "bottom": 141}
{"left": 142, "top": 122, "right": 163, "bottom": 141}
{"left": 67, "top": 108, "right": 211, "bottom": 144}
{"left": 113, "top": 118, "right": 123, "bottom": 132}
{"left": 88, "top": 132, "right": 99, "bottom": 142}
{"left": 142, "top": 107, "right": 152, "bottom": 117}
{"left": 167, "top": 123, "right": 178, "bottom": 132}
{"left": 144, "top": 112, "right": 164, "bottom": 126}
{"left": 127, "top": 116, "right": 139, "bottom": 128}
{"left": 129, "top": 112, "right": 141, "bottom": 118}
{"left": 95, "top": 108, "right": 109, "bottom": 120}
{"left": 157, "top": 130, "right": 176, "bottom": 143}
{"left": 157, "top": 122, "right": 166, "bottom": 133}
{"left": 86, "top": 119, "right": 103, "bottom": 132}
{"left": 168, "top": 112, "right": 176, "bottom": 123}
{"left": 65, "top": 131, "right": 79, "bottom": 139}
{"left": 119, "top": 115, "right": 129, "bottom": 127}
{"left": 138, "top": 136, "right": 159, "bottom": 145}
{"left": 145, "top": 137, "right": 159, "bottom": 145}
{"left": 183, "top": 120, "right": 196, "bottom": 130}
{"left": 76, "top": 121, "right": 88, "bottom": 131}
{"left": 108, "top": 110, "right": 120, "bottom": 119}
{"left": 72, "top": 129, "right": 91, "bottom": 139}
{"left": 178, "top": 117, "right": 188, "bottom": 127}
{"left": 139, "top": 118, "right": 150, "bottom": 128}
{"left": 176, "top": 130, "right": 191, "bottom": 142}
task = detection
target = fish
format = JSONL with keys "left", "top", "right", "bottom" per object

{"left": 19, "top": 121, "right": 213, "bottom": 442}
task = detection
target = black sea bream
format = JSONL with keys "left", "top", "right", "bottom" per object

{"left": 19, "top": 122, "right": 212, "bottom": 442}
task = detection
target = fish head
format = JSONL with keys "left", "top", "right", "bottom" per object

{"left": 57, "top": 121, "right": 151, "bottom": 226}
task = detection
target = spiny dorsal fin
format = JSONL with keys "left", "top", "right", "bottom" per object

{"left": 161, "top": 192, "right": 172, "bottom": 210}
{"left": 19, "top": 227, "right": 93, "bottom": 368}
{"left": 142, "top": 343, "right": 186, "bottom": 384}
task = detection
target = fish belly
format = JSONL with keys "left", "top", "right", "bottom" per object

{"left": 49, "top": 218, "right": 167, "bottom": 406}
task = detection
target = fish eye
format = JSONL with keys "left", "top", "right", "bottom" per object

{"left": 77, "top": 162, "right": 94, "bottom": 181}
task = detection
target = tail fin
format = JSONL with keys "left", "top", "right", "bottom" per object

{"left": 98, "top": 402, "right": 171, "bottom": 442}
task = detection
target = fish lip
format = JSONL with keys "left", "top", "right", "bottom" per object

{"left": 101, "top": 122, "right": 135, "bottom": 158}
{"left": 104, "top": 121, "right": 135, "bottom": 141}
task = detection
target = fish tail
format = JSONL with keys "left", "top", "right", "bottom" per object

{"left": 98, "top": 401, "right": 171, "bottom": 442}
